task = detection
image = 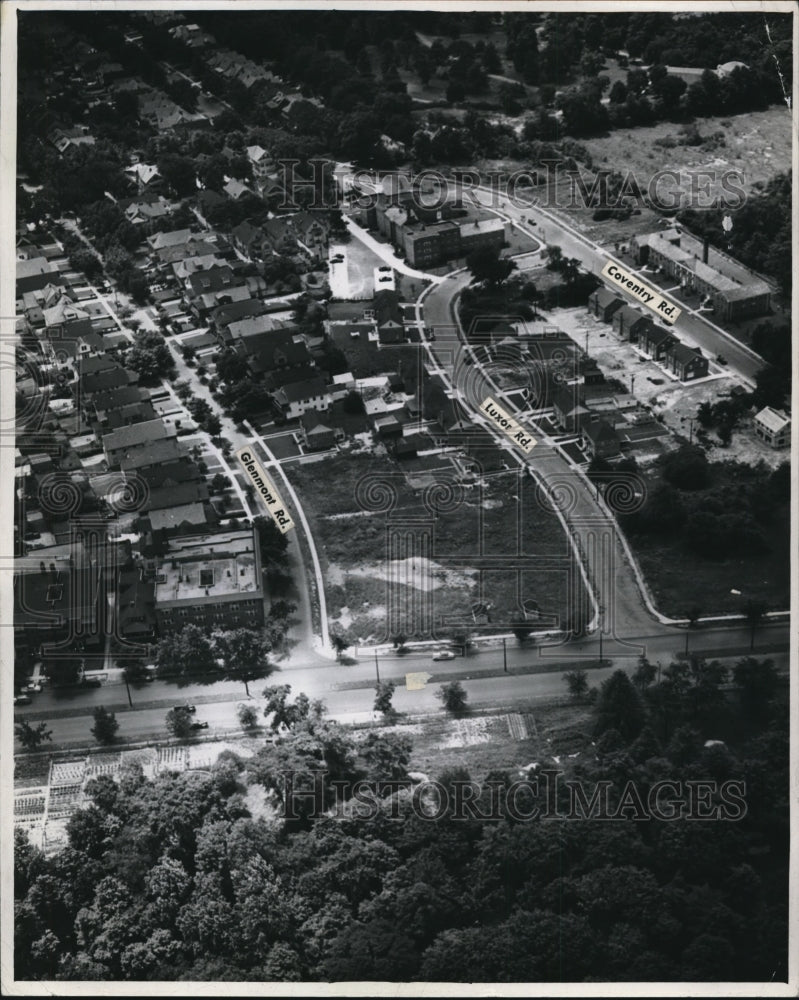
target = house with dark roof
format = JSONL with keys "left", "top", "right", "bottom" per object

{"left": 139, "top": 458, "right": 205, "bottom": 490}
{"left": 639, "top": 324, "right": 677, "bottom": 361}
{"left": 102, "top": 418, "right": 175, "bottom": 468}
{"left": 581, "top": 418, "right": 621, "bottom": 460}
{"left": 239, "top": 331, "right": 312, "bottom": 378}
{"left": 81, "top": 366, "right": 139, "bottom": 398}
{"left": 117, "top": 564, "right": 156, "bottom": 643}
{"left": 209, "top": 297, "right": 265, "bottom": 337}
{"left": 612, "top": 305, "right": 651, "bottom": 343}
{"left": 588, "top": 287, "right": 625, "bottom": 323}
{"left": 299, "top": 411, "right": 337, "bottom": 451}
{"left": 552, "top": 384, "right": 591, "bottom": 432}
{"left": 119, "top": 436, "right": 186, "bottom": 472}
{"left": 665, "top": 342, "right": 709, "bottom": 381}
{"left": 187, "top": 265, "right": 236, "bottom": 298}
{"left": 231, "top": 220, "right": 270, "bottom": 259}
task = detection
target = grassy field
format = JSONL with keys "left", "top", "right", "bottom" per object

{"left": 285, "top": 453, "right": 581, "bottom": 642}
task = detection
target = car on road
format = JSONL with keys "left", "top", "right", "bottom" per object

{"left": 716, "top": 354, "right": 728, "bottom": 365}
{"left": 26, "top": 682, "right": 42, "bottom": 692}
{"left": 190, "top": 720, "right": 209, "bottom": 730}
{"left": 14, "top": 693, "right": 32, "bottom": 705}
{"left": 432, "top": 650, "right": 456, "bottom": 661}
{"left": 80, "top": 678, "right": 102, "bottom": 688}
{"left": 183, "top": 704, "right": 197, "bottom": 713}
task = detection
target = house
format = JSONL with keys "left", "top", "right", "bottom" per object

{"left": 124, "top": 196, "right": 172, "bottom": 225}
{"left": 612, "top": 305, "right": 650, "bottom": 343}
{"left": 299, "top": 411, "right": 337, "bottom": 451}
{"left": 227, "top": 313, "right": 288, "bottom": 344}
{"left": 581, "top": 418, "right": 621, "bottom": 460}
{"left": 639, "top": 324, "right": 677, "bottom": 361}
{"left": 186, "top": 265, "right": 236, "bottom": 299}
{"left": 125, "top": 162, "right": 160, "bottom": 190}
{"left": 147, "top": 228, "right": 194, "bottom": 252}
{"left": 16, "top": 257, "right": 60, "bottom": 296}
{"left": 117, "top": 564, "right": 156, "bottom": 644}
{"left": 231, "top": 220, "right": 269, "bottom": 259}
{"left": 224, "top": 178, "right": 251, "bottom": 201}
{"left": 552, "top": 384, "right": 590, "bottom": 432}
{"left": 153, "top": 528, "right": 265, "bottom": 631}
{"left": 102, "top": 418, "right": 175, "bottom": 468}
{"left": 240, "top": 331, "right": 312, "bottom": 377}
{"left": 147, "top": 502, "right": 212, "bottom": 534}
{"left": 49, "top": 126, "right": 95, "bottom": 154}
{"left": 665, "top": 342, "right": 709, "bottom": 381}
{"left": 588, "top": 287, "right": 625, "bottom": 323}
{"left": 119, "top": 436, "right": 186, "bottom": 472}
{"left": 210, "top": 297, "right": 265, "bottom": 335}
{"left": 172, "top": 253, "right": 227, "bottom": 283}
{"left": 246, "top": 144, "right": 275, "bottom": 179}
{"left": 81, "top": 366, "right": 139, "bottom": 398}
{"left": 272, "top": 376, "right": 331, "bottom": 420}
{"left": 753, "top": 407, "right": 791, "bottom": 449}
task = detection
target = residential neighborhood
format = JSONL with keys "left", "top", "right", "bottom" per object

{"left": 7, "top": 5, "right": 793, "bottom": 992}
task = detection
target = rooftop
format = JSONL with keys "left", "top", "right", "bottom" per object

{"left": 154, "top": 529, "right": 261, "bottom": 607}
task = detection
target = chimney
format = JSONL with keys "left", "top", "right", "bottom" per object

{"left": 702, "top": 237, "right": 709, "bottom": 265}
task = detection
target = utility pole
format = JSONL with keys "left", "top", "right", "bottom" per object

{"left": 502, "top": 637, "right": 507, "bottom": 673}
{"left": 598, "top": 605, "right": 605, "bottom": 665}
{"left": 374, "top": 649, "right": 380, "bottom": 685}
{"left": 124, "top": 673, "right": 133, "bottom": 708}
{"left": 688, "top": 418, "right": 694, "bottom": 445}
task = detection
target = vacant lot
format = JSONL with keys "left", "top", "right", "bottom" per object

{"left": 584, "top": 107, "right": 792, "bottom": 194}
{"left": 286, "top": 453, "right": 581, "bottom": 642}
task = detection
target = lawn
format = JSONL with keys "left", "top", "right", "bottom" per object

{"left": 285, "top": 453, "right": 582, "bottom": 642}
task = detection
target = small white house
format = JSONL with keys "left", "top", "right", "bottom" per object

{"left": 753, "top": 406, "right": 791, "bottom": 448}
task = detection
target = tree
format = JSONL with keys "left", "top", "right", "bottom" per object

{"left": 210, "top": 473, "right": 228, "bottom": 494}
{"left": 212, "top": 628, "right": 274, "bottom": 696}
{"left": 732, "top": 656, "right": 778, "bottom": 720}
{"left": 632, "top": 655, "right": 657, "bottom": 690}
{"left": 609, "top": 80, "right": 627, "bottom": 103}
{"left": 374, "top": 681, "right": 396, "bottom": 717}
{"left": 237, "top": 703, "right": 260, "bottom": 730}
{"left": 124, "top": 331, "right": 175, "bottom": 386}
{"left": 594, "top": 670, "right": 646, "bottom": 742}
{"left": 436, "top": 680, "right": 468, "bottom": 714}
{"left": 15, "top": 720, "right": 52, "bottom": 751}
{"left": 331, "top": 633, "right": 350, "bottom": 662}
{"left": 91, "top": 706, "right": 119, "bottom": 745}
{"left": 156, "top": 625, "right": 217, "bottom": 683}
{"left": 262, "top": 684, "right": 322, "bottom": 731}
{"left": 165, "top": 706, "right": 194, "bottom": 740}
{"left": 512, "top": 621, "right": 534, "bottom": 643}
{"left": 342, "top": 390, "right": 366, "bottom": 414}
{"left": 564, "top": 669, "right": 588, "bottom": 700}
{"left": 466, "top": 245, "right": 516, "bottom": 287}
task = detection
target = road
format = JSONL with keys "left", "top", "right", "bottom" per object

{"left": 418, "top": 268, "right": 661, "bottom": 640}
{"left": 467, "top": 184, "right": 766, "bottom": 385}
{"left": 14, "top": 621, "right": 789, "bottom": 748}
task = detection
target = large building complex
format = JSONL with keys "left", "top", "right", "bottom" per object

{"left": 153, "top": 528, "right": 265, "bottom": 630}
{"left": 630, "top": 227, "right": 772, "bottom": 321}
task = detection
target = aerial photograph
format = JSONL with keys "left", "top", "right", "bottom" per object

{"left": 4, "top": 1, "right": 795, "bottom": 993}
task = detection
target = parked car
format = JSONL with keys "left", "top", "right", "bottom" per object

{"left": 25, "top": 682, "right": 42, "bottom": 692}
{"left": 14, "top": 694, "right": 32, "bottom": 705}
{"left": 80, "top": 677, "right": 102, "bottom": 688}
{"left": 432, "top": 650, "right": 456, "bottom": 661}
{"left": 190, "top": 720, "right": 209, "bottom": 730}
{"left": 716, "top": 354, "right": 728, "bottom": 365}
{"left": 183, "top": 704, "right": 197, "bottom": 714}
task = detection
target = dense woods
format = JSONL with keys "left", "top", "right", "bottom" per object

{"left": 15, "top": 664, "right": 788, "bottom": 982}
